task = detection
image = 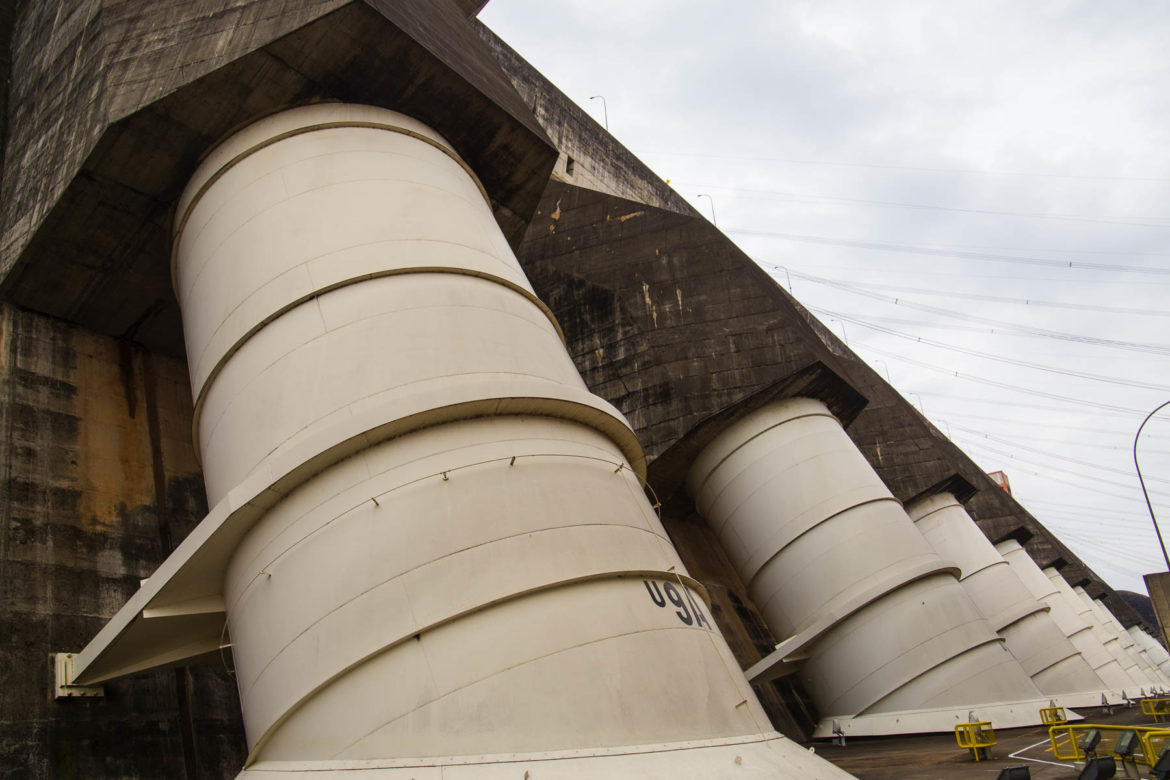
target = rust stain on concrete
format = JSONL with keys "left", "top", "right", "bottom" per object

{"left": 72, "top": 334, "right": 154, "bottom": 530}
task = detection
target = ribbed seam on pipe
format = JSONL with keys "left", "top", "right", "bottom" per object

{"left": 1026, "top": 650, "right": 1088, "bottom": 683}
{"left": 989, "top": 598, "right": 1050, "bottom": 633}
{"left": 241, "top": 570, "right": 709, "bottom": 766}
{"left": 171, "top": 119, "right": 493, "bottom": 295}
{"left": 743, "top": 496, "right": 913, "bottom": 591}
{"left": 210, "top": 397, "right": 647, "bottom": 513}
{"left": 687, "top": 407, "right": 842, "bottom": 501}
{"left": 757, "top": 559, "right": 961, "bottom": 656}
{"left": 187, "top": 267, "right": 569, "bottom": 462}
{"left": 852, "top": 635, "right": 1008, "bottom": 718}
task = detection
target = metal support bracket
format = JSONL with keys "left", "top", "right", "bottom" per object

{"left": 53, "top": 653, "right": 105, "bottom": 700}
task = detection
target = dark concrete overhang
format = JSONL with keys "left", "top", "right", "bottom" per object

{"left": 0, "top": 0, "right": 556, "bottom": 357}
{"left": 992, "top": 525, "right": 1035, "bottom": 548}
{"left": 905, "top": 474, "right": 979, "bottom": 508}
{"left": 647, "top": 361, "right": 870, "bottom": 498}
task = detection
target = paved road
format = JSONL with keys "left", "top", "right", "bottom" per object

{"left": 811, "top": 704, "right": 1160, "bottom": 778}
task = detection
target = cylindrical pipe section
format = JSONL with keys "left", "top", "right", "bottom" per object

{"left": 1124, "top": 628, "right": 1170, "bottom": 688}
{"left": 173, "top": 104, "right": 827, "bottom": 776}
{"left": 908, "top": 493, "right": 1104, "bottom": 700}
{"left": 997, "top": 541, "right": 1132, "bottom": 695}
{"left": 224, "top": 417, "right": 766, "bottom": 760}
{"left": 1082, "top": 592, "right": 1165, "bottom": 689}
{"left": 1045, "top": 568, "right": 1148, "bottom": 693}
{"left": 1130, "top": 626, "right": 1170, "bottom": 680}
{"left": 687, "top": 398, "right": 1042, "bottom": 733}
{"left": 174, "top": 104, "right": 640, "bottom": 504}
{"left": 1094, "top": 599, "right": 1167, "bottom": 687}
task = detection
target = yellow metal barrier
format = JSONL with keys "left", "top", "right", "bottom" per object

{"left": 1040, "top": 705, "right": 1067, "bottom": 725}
{"left": 1146, "top": 729, "right": 1170, "bottom": 768}
{"left": 1143, "top": 697, "right": 1170, "bottom": 723}
{"left": 955, "top": 721, "right": 996, "bottom": 761}
{"left": 1048, "top": 723, "right": 1170, "bottom": 768}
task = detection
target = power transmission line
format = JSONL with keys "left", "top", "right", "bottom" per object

{"left": 787, "top": 269, "right": 1170, "bottom": 354}
{"left": 862, "top": 344, "right": 1150, "bottom": 414}
{"left": 814, "top": 307, "right": 1170, "bottom": 391}
{"left": 738, "top": 231, "right": 1170, "bottom": 275}
{"left": 950, "top": 424, "right": 1170, "bottom": 485}
{"left": 955, "top": 436, "right": 1170, "bottom": 500}
{"left": 796, "top": 271, "right": 1170, "bottom": 317}
{"left": 686, "top": 182, "right": 1170, "bottom": 228}
{"left": 643, "top": 149, "right": 1170, "bottom": 183}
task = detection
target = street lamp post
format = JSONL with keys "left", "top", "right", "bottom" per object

{"left": 589, "top": 95, "right": 608, "bottom": 130}
{"left": 697, "top": 193, "right": 716, "bottom": 226}
{"left": 773, "top": 264, "right": 793, "bottom": 292}
{"left": 829, "top": 317, "right": 848, "bottom": 346}
{"left": 1136, "top": 399, "right": 1170, "bottom": 570}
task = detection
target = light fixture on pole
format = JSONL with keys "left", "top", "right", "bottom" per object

{"left": 773, "top": 263, "right": 793, "bottom": 292}
{"left": 697, "top": 193, "right": 716, "bottom": 226}
{"left": 829, "top": 317, "right": 848, "bottom": 346}
{"left": 589, "top": 95, "right": 608, "bottom": 130}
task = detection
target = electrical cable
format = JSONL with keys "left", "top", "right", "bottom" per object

{"left": 812, "top": 307, "right": 1170, "bottom": 391}
{"left": 909, "top": 391, "right": 1148, "bottom": 419}
{"left": 685, "top": 182, "right": 1170, "bottom": 228}
{"left": 863, "top": 344, "right": 1150, "bottom": 414}
{"left": 948, "top": 424, "right": 1170, "bottom": 484}
{"left": 738, "top": 231, "right": 1170, "bottom": 276}
{"left": 795, "top": 270, "right": 1170, "bottom": 317}
{"left": 953, "top": 436, "right": 1170, "bottom": 500}
{"left": 935, "top": 409, "right": 1170, "bottom": 442}
{"left": 643, "top": 149, "right": 1170, "bottom": 183}
{"left": 784, "top": 268, "right": 1170, "bottom": 355}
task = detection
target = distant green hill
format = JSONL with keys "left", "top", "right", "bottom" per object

{"left": 1120, "top": 590, "right": 1159, "bottom": 630}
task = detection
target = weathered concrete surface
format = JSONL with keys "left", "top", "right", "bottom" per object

{"left": 513, "top": 179, "right": 1147, "bottom": 642}
{"left": 0, "top": 0, "right": 348, "bottom": 284}
{"left": 515, "top": 181, "right": 865, "bottom": 474}
{"left": 476, "top": 22, "right": 698, "bottom": 218}
{"left": 1, "top": 0, "right": 556, "bottom": 357}
{"left": 0, "top": 302, "right": 244, "bottom": 778}
{"left": 0, "top": 0, "right": 13, "bottom": 177}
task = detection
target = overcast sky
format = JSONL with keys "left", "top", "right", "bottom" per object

{"left": 479, "top": 1, "right": 1170, "bottom": 596}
